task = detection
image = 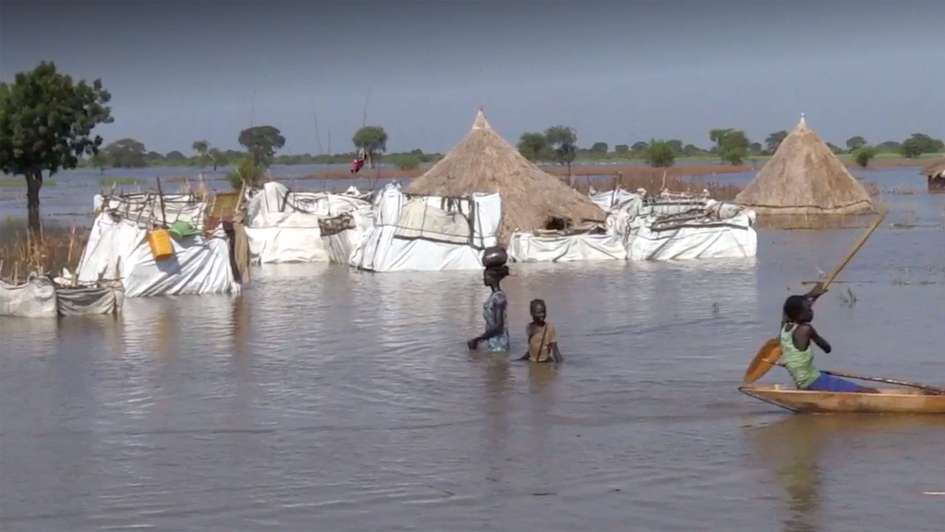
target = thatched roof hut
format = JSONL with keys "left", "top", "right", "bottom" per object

{"left": 735, "top": 116, "right": 874, "bottom": 216}
{"left": 923, "top": 159, "right": 945, "bottom": 179}
{"left": 407, "top": 110, "right": 605, "bottom": 242}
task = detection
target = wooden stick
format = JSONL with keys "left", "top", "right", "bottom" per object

{"left": 818, "top": 206, "right": 887, "bottom": 292}
{"left": 823, "top": 370, "right": 945, "bottom": 395}
{"left": 66, "top": 225, "right": 76, "bottom": 266}
{"left": 156, "top": 177, "right": 168, "bottom": 227}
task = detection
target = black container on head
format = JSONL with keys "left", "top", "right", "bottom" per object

{"left": 481, "top": 246, "right": 508, "bottom": 269}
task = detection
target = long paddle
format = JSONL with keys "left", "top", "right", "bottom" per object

{"left": 743, "top": 206, "right": 888, "bottom": 384}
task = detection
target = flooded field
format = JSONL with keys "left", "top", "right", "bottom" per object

{"left": 3, "top": 167, "right": 945, "bottom": 530}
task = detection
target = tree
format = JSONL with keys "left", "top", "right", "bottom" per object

{"left": 631, "top": 141, "right": 649, "bottom": 152}
{"left": 750, "top": 142, "right": 763, "bottom": 155}
{"left": 517, "top": 132, "right": 547, "bottom": 161}
{"left": 900, "top": 133, "right": 945, "bottom": 158}
{"left": 209, "top": 148, "right": 225, "bottom": 170}
{"left": 853, "top": 146, "right": 877, "bottom": 168}
{"left": 845, "top": 136, "right": 867, "bottom": 152}
{"left": 614, "top": 144, "right": 629, "bottom": 154}
{"left": 666, "top": 139, "right": 684, "bottom": 155}
{"left": 352, "top": 126, "right": 388, "bottom": 168}
{"left": 682, "top": 144, "right": 704, "bottom": 157}
{"left": 192, "top": 139, "right": 210, "bottom": 168}
{"left": 709, "top": 128, "right": 733, "bottom": 149}
{"left": 644, "top": 139, "right": 675, "bottom": 168}
{"left": 227, "top": 158, "right": 264, "bottom": 190}
{"left": 590, "top": 142, "right": 608, "bottom": 154}
{"left": 545, "top": 125, "right": 577, "bottom": 182}
{"left": 91, "top": 151, "right": 108, "bottom": 175}
{"left": 104, "top": 138, "right": 147, "bottom": 168}
{"left": 239, "top": 125, "right": 286, "bottom": 168}
{"left": 765, "top": 130, "right": 788, "bottom": 154}
{"left": 826, "top": 142, "right": 844, "bottom": 154}
{"left": 164, "top": 150, "right": 186, "bottom": 163}
{"left": 710, "top": 128, "right": 749, "bottom": 165}
{"left": 0, "top": 61, "right": 112, "bottom": 233}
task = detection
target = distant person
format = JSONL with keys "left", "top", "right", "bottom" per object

{"left": 520, "top": 299, "right": 562, "bottom": 363}
{"left": 350, "top": 156, "right": 365, "bottom": 174}
{"left": 780, "top": 289, "right": 876, "bottom": 393}
{"left": 467, "top": 248, "right": 510, "bottom": 352}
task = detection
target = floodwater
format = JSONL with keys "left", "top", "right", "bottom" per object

{"left": 3, "top": 167, "right": 945, "bottom": 531}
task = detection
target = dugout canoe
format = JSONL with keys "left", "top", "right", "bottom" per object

{"left": 739, "top": 384, "right": 945, "bottom": 414}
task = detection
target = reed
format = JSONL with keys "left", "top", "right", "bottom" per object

{"left": 0, "top": 221, "right": 88, "bottom": 283}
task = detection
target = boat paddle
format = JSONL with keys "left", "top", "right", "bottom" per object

{"left": 742, "top": 206, "right": 888, "bottom": 384}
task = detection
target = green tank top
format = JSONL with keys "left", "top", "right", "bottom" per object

{"left": 780, "top": 323, "right": 821, "bottom": 389}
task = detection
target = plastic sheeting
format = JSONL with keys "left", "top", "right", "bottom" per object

{"left": 0, "top": 277, "right": 57, "bottom": 318}
{"left": 590, "top": 188, "right": 758, "bottom": 261}
{"left": 76, "top": 197, "right": 239, "bottom": 297}
{"left": 508, "top": 232, "right": 627, "bottom": 262}
{"left": 350, "top": 184, "right": 501, "bottom": 272}
{"left": 56, "top": 285, "right": 123, "bottom": 316}
{"left": 244, "top": 182, "right": 371, "bottom": 263}
{"left": 625, "top": 207, "right": 757, "bottom": 261}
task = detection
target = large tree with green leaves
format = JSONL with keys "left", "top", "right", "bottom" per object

{"left": 239, "top": 125, "right": 285, "bottom": 168}
{"left": 192, "top": 139, "right": 210, "bottom": 168}
{"left": 517, "top": 131, "right": 547, "bottom": 161}
{"left": 545, "top": 125, "right": 577, "bottom": 183}
{"left": 644, "top": 139, "right": 675, "bottom": 168}
{"left": 765, "top": 130, "right": 788, "bottom": 154}
{"left": 104, "top": 138, "right": 147, "bottom": 168}
{"left": 0, "top": 62, "right": 112, "bottom": 233}
{"left": 352, "top": 126, "right": 388, "bottom": 168}
{"left": 845, "top": 136, "right": 867, "bottom": 152}
{"left": 710, "top": 128, "right": 750, "bottom": 165}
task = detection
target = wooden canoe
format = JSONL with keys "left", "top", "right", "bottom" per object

{"left": 739, "top": 384, "right": 945, "bottom": 414}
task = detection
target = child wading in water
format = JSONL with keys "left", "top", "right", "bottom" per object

{"left": 780, "top": 290, "right": 875, "bottom": 392}
{"left": 520, "top": 299, "right": 562, "bottom": 363}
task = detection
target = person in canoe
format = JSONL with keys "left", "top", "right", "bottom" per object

{"left": 520, "top": 299, "right": 562, "bottom": 363}
{"left": 467, "top": 248, "right": 510, "bottom": 353}
{"left": 780, "top": 288, "right": 877, "bottom": 393}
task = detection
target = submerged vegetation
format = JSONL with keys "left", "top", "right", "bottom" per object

{"left": 0, "top": 219, "right": 88, "bottom": 283}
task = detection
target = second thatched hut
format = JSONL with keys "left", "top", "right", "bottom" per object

{"left": 735, "top": 116, "right": 874, "bottom": 223}
{"left": 408, "top": 109, "right": 605, "bottom": 243}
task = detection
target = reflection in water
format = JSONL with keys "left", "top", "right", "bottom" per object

{"left": 746, "top": 415, "right": 945, "bottom": 532}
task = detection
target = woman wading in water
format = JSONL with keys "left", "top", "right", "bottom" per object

{"left": 467, "top": 247, "right": 510, "bottom": 352}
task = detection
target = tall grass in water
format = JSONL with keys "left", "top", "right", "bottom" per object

{"left": 0, "top": 219, "right": 88, "bottom": 283}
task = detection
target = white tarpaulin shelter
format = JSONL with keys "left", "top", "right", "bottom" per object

{"left": 508, "top": 230, "right": 627, "bottom": 262}
{"left": 591, "top": 188, "right": 758, "bottom": 261}
{"left": 76, "top": 193, "right": 239, "bottom": 297}
{"left": 244, "top": 182, "right": 371, "bottom": 263}
{"left": 0, "top": 277, "right": 57, "bottom": 318}
{"left": 350, "top": 183, "right": 501, "bottom": 272}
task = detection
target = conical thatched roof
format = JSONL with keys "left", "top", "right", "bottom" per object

{"left": 408, "top": 110, "right": 605, "bottom": 242}
{"left": 735, "top": 116, "right": 874, "bottom": 215}
{"left": 923, "top": 158, "right": 945, "bottom": 178}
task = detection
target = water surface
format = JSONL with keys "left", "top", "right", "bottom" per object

{"left": 2, "top": 168, "right": 945, "bottom": 531}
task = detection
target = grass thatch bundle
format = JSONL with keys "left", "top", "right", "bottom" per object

{"left": 736, "top": 116, "right": 875, "bottom": 216}
{"left": 407, "top": 110, "right": 605, "bottom": 242}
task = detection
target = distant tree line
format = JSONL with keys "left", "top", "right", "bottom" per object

{"left": 516, "top": 126, "right": 945, "bottom": 169}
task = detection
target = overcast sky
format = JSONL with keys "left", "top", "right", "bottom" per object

{"left": 2, "top": 0, "right": 944, "bottom": 154}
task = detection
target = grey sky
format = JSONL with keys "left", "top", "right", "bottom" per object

{"left": 2, "top": 0, "right": 944, "bottom": 154}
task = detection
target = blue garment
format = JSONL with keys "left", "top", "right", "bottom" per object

{"left": 805, "top": 373, "right": 872, "bottom": 393}
{"left": 481, "top": 290, "right": 510, "bottom": 352}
